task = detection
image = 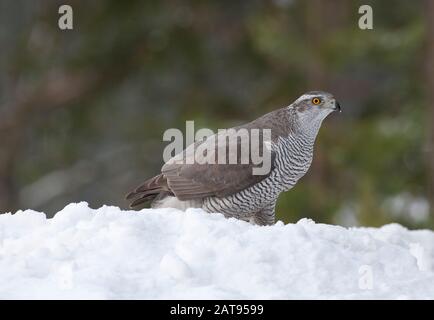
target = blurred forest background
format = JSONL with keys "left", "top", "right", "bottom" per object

{"left": 1, "top": 0, "right": 434, "bottom": 229}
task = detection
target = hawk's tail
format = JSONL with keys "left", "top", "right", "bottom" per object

{"left": 125, "top": 174, "right": 172, "bottom": 208}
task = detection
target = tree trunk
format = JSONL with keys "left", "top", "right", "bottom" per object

{"left": 427, "top": 0, "right": 434, "bottom": 217}
{"left": 304, "top": 0, "right": 348, "bottom": 189}
{"left": 0, "top": 158, "right": 15, "bottom": 213}
{"left": 0, "top": 71, "right": 99, "bottom": 213}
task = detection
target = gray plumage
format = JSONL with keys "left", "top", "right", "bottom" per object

{"left": 126, "top": 91, "right": 341, "bottom": 225}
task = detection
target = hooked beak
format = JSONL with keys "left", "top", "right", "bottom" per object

{"left": 334, "top": 100, "right": 342, "bottom": 112}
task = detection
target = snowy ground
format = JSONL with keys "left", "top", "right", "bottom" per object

{"left": 0, "top": 202, "right": 433, "bottom": 299}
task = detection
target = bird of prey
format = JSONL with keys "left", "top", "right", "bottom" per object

{"left": 126, "top": 91, "right": 341, "bottom": 225}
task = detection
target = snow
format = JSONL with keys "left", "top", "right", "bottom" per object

{"left": 0, "top": 202, "right": 434, "bottom": 299}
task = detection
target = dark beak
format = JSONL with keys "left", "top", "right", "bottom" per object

{"left": 334, "top": 101, "right": 342, "bottom": 112}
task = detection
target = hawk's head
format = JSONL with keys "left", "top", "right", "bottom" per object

{"left": 289, "top": 91, "right": 341, "bottom": 125}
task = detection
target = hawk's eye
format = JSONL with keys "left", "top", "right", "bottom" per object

{"left": 312, "top": 97, "right": 321, "bottom": 105}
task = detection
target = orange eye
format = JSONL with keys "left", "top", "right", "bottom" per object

{"left": 312, "top": 97, "right": 321, "bottom": 105}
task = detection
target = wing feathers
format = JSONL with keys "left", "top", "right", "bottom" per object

{"left": 127, "top": 109, "right": 286, "bottom": 207}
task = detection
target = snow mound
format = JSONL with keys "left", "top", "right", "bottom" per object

{"left": 1, "top": 202, "right": 434, "bottom": 299}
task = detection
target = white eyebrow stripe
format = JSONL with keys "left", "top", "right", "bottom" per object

{"left": 294, "top": 94, "right": 320, "bottom": 103}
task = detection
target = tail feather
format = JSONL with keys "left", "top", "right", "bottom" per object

{"left": 126, "top": 174, "right": 172, "bottom": 208}
{"left": 129, "top": 193, "right": 159, "bottom": 207}
{"left": 126, "top": 186, "right": 160, "bottom": 200}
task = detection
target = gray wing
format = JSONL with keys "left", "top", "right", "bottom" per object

{"left": 162, "top": 129, "right": 276, "bottom": 201}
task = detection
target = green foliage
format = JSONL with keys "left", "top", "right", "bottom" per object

{"left": 1, "top": 0, "right": 431, "bottom": 226}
